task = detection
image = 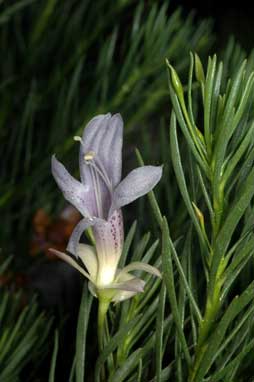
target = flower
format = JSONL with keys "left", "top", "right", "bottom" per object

{"left": 50, "top": 113, "right": 162, "bottom": 302}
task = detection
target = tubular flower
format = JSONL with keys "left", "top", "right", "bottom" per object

{"left": 50, "top": 113, "right": 162, "bottom": 302}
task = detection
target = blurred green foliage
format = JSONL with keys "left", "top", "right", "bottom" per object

{"left": 0, "top": 0, "right": 213, "bottom": 258}
{"left": 0, "top": 257, "right": 52, "bottom": 381}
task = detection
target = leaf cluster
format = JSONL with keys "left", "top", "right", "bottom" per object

{"left": 0, "top": 257, "right": 53, "bottom": 381}
{"left": 164, "top": 47, "right": 254, "bottom": 381}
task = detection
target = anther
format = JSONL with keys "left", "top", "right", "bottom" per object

{"left": 73, "top": 136, "right": 82, "bottom": 142}
{"left": 84, "top": 151, "right": 95, "bottom": 161}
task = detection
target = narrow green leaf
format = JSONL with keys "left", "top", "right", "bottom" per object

{"left": 194, "top": 281, "right": 254, "bottom": 381}
{"left": 212, "top": 303, "right": 254, "bottom": 364}
{"left": 0, "top": 313, "right": 45, "bottom": 379}
{"left": 118, "top": 220, "right": 137, "bottom": 268}
{"left": 212, "top": 60, "right": 247, "bottom": 193}
{"left": 197, "top": 167, "right": 214, "bottom": 221}
{"left": 221, "top": 248, "right": 254, "bottom": 301}
{"left": 142, "top": 240, "right": 159, "bottom": 265}
{"left": 94, "top": 315, "right": 142, "bottom": 382}
{"left": 135, "top": 148, "right": 163, "bottom": 228}
{"left": 210, "top": 61, "right": 223, "bottom": 137}
{"left": 49, "top": 330, "right": 59, "bottom": 382}
{"left": 210, "top": 338, "right": 254, "bottom": 382}
{"left": 0, "top": 0, "right": 36, "bottom": 25}
{"left": 168, "top": 86, "right": 207, "bottom": 173}
{"left": 210, "top": 165, "right": 254, "bottom": 294}
{"left": 223, "top": 120, "right": 254, "bottom": 185}
{"left": 170, "top": 112, "right": 207, "bottom": 250}
{"left": 132, "top": 232, "right": 150, "bottom": 262}
{"left": 187, "top": 53, "right": 195, "bottom": 127}
{"left": 162, "top": 217, "right": 191, "bottom": 366}
{"left": 221, "top": 60, "right": 247, "bottom": 128}
{"left": 220, "top": 326, "right": 249, "bottom": 380}
{"left": 204, "top": 55, "right": 217, "bottom": 156}
{"left": 155, "top": 285, "right": 166, "bottom": 382}
{"left": 31, "top": 0, "right": 58, "bottom": 43}
{"left": 68, "top": 355, "right": 76, "bottom": 382}
{"left": 149, "top": 365, "right": 173, "bottom": 382}
{"left": 131, "top": 1, "right": 144, "bottom": 40}
{"left": 231, "top": 71, "right": 254, "bottom": 133}
{"left": 168, "top": 234, "right": 202, "bottom": 323}
{"left": 75, "top": 284, "right": 93, "bottom": 382}
{"left": 137, "top": 358, "right": 143, "bottom": 382}
{"left": 0, "top": 305, "right": 29, "bottom": 362}
{"left": 187, "top": 231, "right": 198, "bottom": 345}
{"left": 109, "top": 348, "right": 142, "bottom": 382}
{"left": 225, "top": 233, "right": 254, "bottom": 273}
{"left": 194, "top": 53, "right": 205, "bottom": 85}
{"left": 127, "top": 297, "right": 158, "bottom": 351}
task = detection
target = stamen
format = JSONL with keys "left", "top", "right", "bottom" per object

{"left": 91, "top": 162, "right": 111, "bottom": 189}
{"left": 94, "top": 168, "right": 103, "bottom": 218}
{"left": 83, "top": 151, "right": 113, "bottom": 219}
{"left": 83, "top": 151, "right": 111, "bottom": 188}
{"left": 84, "top": 151, "right": 95, "bottom": 161}
{"left": 74, "top": 135, "right": 86, "bottom": 148}
{"left": 90, "top": 163, "right": 103, "bottom": 218}
{"left": 95, "top": 157, "right": 112, "bottom": 190}
{"left": 73, "top": 136, "right": 82, "bottom": 142}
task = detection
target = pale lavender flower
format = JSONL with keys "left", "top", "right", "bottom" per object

{"left": 50, "top": 113, "right": 162, "bottom": 302}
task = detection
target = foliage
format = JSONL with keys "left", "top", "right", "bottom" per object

{"left": 164, "top": 50, "right": 254, "bottom": 380}
{"left": 0, "top": 0, "right": 213, "bottom": 257}
{"left": 0, "top": 256, "right": 53, "bottom": 382}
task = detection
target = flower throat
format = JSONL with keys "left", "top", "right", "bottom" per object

{"left": 74, "top": 136, "right": 112, "bottom": 218}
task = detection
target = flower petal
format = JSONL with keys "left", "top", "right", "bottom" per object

{"left": 110, "top": 276, "right": 146, "bottom": 302}
{"left": 49, "top": 248, "right": 92, "bottom": 281}
{"left": 88, "top": 281, "right": 97, "bottom": 298}
{"left": 80, "top": 114, "right": 111, "bottom": 164}
{"left": 78, "top": 115, "right": 111, "bottom": 217}
{"left": 100, "top": 114, "right": 123, "bottom": 186}
{"left": 92, "top": 210, "right": 124, "bottom": 286}
{"left": 80, "top": 113, "right": 123, "bottom": 186}
{"left": 112, "top": 290, "right": 137, "bottom": 302}
{"left": 117, "top": 261, "right": 161, "bottom": 281}
{"left": 67, "top": 218, "right": 95, "bottom": 255}
{"left": 103, "top": 277, "right": 145, "bottom": 293}
{"left": 110, "top": 165, "right": 162, "bottom": 213}
{"left": 77, "top": 244, "right": 98, "bottom": 282}
{"left": 51, "top": 155, "right": 91, "bottom": 217}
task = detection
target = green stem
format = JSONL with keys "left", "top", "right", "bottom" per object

{"left": 116, "top": 300, "right": 137, "bottom": 365}
{"left": 189, "top": 169, "right": 227, "bottom": 381}
{"left": 189, "top": 269, "right": 223, "bottom": 382}
{"left": 97, "top": 298, "right": 110, "bottom": 381}
{"left": 98, "top": 298, "right": 110, "bottom": 352}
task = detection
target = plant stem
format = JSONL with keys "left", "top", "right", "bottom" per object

{"left": 98, "top": 298, "right": 110, "bottom": 352}
{"left": 189, "top": 227, "right": 225, "bottom": 381}
{"left": 189, "top": 283, "right": 221, "bottom": 382}
{"left": 97, "top": 297, "right": 110, "bottom": 381}
{"left": 189, "top": 180, "right": 225, "bottom": 381}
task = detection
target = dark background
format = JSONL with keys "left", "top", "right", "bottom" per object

{"left": 174, "top": 1, "right": 254, "bottom": 51}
